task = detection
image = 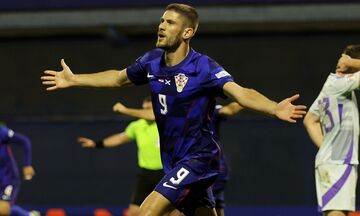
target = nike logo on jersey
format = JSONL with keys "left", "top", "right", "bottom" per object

{"left": 162, "top": 182, "right": 177, "bottom": 190}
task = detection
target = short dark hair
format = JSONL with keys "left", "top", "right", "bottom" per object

{"left": 165, "top": 3, "right": 199, "bottom": 32}
{"left": 344, "top": 45, "right": 360, "bottom": 59}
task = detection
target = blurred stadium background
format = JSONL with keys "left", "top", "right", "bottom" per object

{"left": 1, "top": 0, "right": 360, "bottom": 215}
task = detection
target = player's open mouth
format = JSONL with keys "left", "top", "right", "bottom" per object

{"left": 158, "top": 32, "right": 165, "bottom": 39}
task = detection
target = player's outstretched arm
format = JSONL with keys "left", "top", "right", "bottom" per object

{"left": 9, "top": 131, "right": 35, "bottom": 178}
{"left": 219, "top": 102, "right": 244, "bottom": 117}
{"left": 113, "top": 102, "right": 155, "bottom": 121}
{"left": 78, "top": 132, "right": 132, "bottom": 148}
{"left": 303, "top": 112, "right": 323, "bottom": 148}
{"left": 223, "top": 82, "right": 306, "bottom": 123}
{"left": 41, "top": 59, "right": 132, "bottom": 91}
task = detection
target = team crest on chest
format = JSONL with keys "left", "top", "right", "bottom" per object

{"left": 174, "top": 73, "right": 188, "bottom": 93}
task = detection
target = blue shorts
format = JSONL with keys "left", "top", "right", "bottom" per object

{"left": 155, "top": 162, "right": 218, "bottom": 215}
{"left": 0, "top": 181, "right": 20, "bottom": 204}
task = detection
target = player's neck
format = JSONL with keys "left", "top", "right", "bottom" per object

{"left": 164, "top": 43, "right": 190, "bottom": 67}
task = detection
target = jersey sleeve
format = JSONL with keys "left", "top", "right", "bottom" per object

{"left": 0, "top": 126, "right": 32, "bottom": 166}
{"left": 126, "top": 49, "right": 163, "bottom": 85}
{"left": 0, "top": 126, "right": 14, "bottom": 143}
{"left": 336, "top": 71, "right": 360, "bottom": 93}
{"left": 200, "top": 56, "right": 234, "bottom": 97}
{"left": 124, "top": 121, "right": 137, "bottom": 141}
{"left": 126, "top": 55, "right": 149, "bottom": 85}
{"left": 309, "top": 95, "right": 321, "bottom": 116}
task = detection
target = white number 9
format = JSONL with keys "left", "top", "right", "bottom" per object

{"left": 170, "top": 167, "right": 189, "bottom": 185}
{"left": 159, "top": 94, "right": 168, "bottom": 115}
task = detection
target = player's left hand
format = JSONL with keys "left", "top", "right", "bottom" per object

{"left": 23, "top": 166, "right": 35, "bottom": 181}
{"left": 41, "top": 59, "right": 75, "bottom": 91}
{"left": 275, "top": 94, "right": 307, "bottom": 123}
{"left": 78, "top": 137, "right": 96, "bottom": 148}
{"left": 336, "top": 54, "right": 350, "bottom": 74}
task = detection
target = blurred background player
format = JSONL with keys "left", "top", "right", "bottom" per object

{"left": 77, "top": 97, "right": 164, "bottom": 216}
{"left": 304, "top": 44, "right": 360, "bottom": 216}
{"left": 0, "top": 124, "right": 40, "bottom": 216}
{"left": 210, "top": 103, "right": 243, "bottom": 216}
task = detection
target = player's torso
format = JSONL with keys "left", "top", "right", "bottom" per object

{"left": 132, "top": 120, "right": 162, "bottom": 170}
{"left": 132, "top": 120, "right": 159, "bottom": 150}
{"left": 316, "top": 75, "right": 359, "bottom": 165}
{"left": 145, "top": 53, "right": 218, "bottom": 168}
{"left": 150, "top": 74, "right": 212, "bottom": 134}
{"left": 317, "top": 94, "right": 357, "bottom": 134}
{"left": 146, "top": 51, "right": 215, "bottom": 137}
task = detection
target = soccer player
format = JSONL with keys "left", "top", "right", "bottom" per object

{"left": 41, "top": 3, "right": 306, "bottom": 215}
{"left": 78, "top": 97, "right": 163, "bottom": 216}
{"left": 0, "top": 125, "right": 39, "bottom": 216}
{"left": 303, "top": 44, "right": 360, "bottom": 216}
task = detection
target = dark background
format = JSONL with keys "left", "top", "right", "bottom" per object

{"left": 1, "top": 0, "right": 360, "bottom": 211}
{"left": 0, "top": 0, "right": 357, "bottom": 11}
{"left": 1, "top": 33, "right": 354, "bottom": 118}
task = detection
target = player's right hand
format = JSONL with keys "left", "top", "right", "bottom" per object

{"left": 113, "top": 102, "right": 127, "bottom": 113}
{"left": 41, "top": 59, "right": 75, "bottom": 91}
{"left": 275, "top": 94, "right": 307, "bottom": 123}
{"left": 78, "top": 137, "right": 96, "bottom": 148}
{"left": 23, "top": 166, "right": 35, "bottom": 181}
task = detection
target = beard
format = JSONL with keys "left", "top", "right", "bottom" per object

{"left": 156, "top": 34, "right": 182, "bottom": 52}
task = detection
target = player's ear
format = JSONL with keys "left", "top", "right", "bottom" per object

{"left": 183, "top": 28, "right": 194, "bottom": 40}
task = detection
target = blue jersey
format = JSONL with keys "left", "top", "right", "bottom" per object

{"left": 0, "top": 126, "right": 32, "bottom": 185}
{"left": 127, "top": 48, "right": 233, "bottom": 173}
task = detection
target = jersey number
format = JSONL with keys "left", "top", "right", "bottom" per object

{"left": 320, "top": 97, "right": 335, "bottom": 133}
{"left": 170, "top": 167, "right": 189, "bottom": 185}
{"left": 158, "top": 94, "right": 168, "bottom": 115}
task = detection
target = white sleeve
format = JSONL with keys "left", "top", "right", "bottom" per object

{"left": 309, "top": 95, "right": 321, "bottom": 116}
{"left": 337, "top": 71, "right": 360, "bottom": 93}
